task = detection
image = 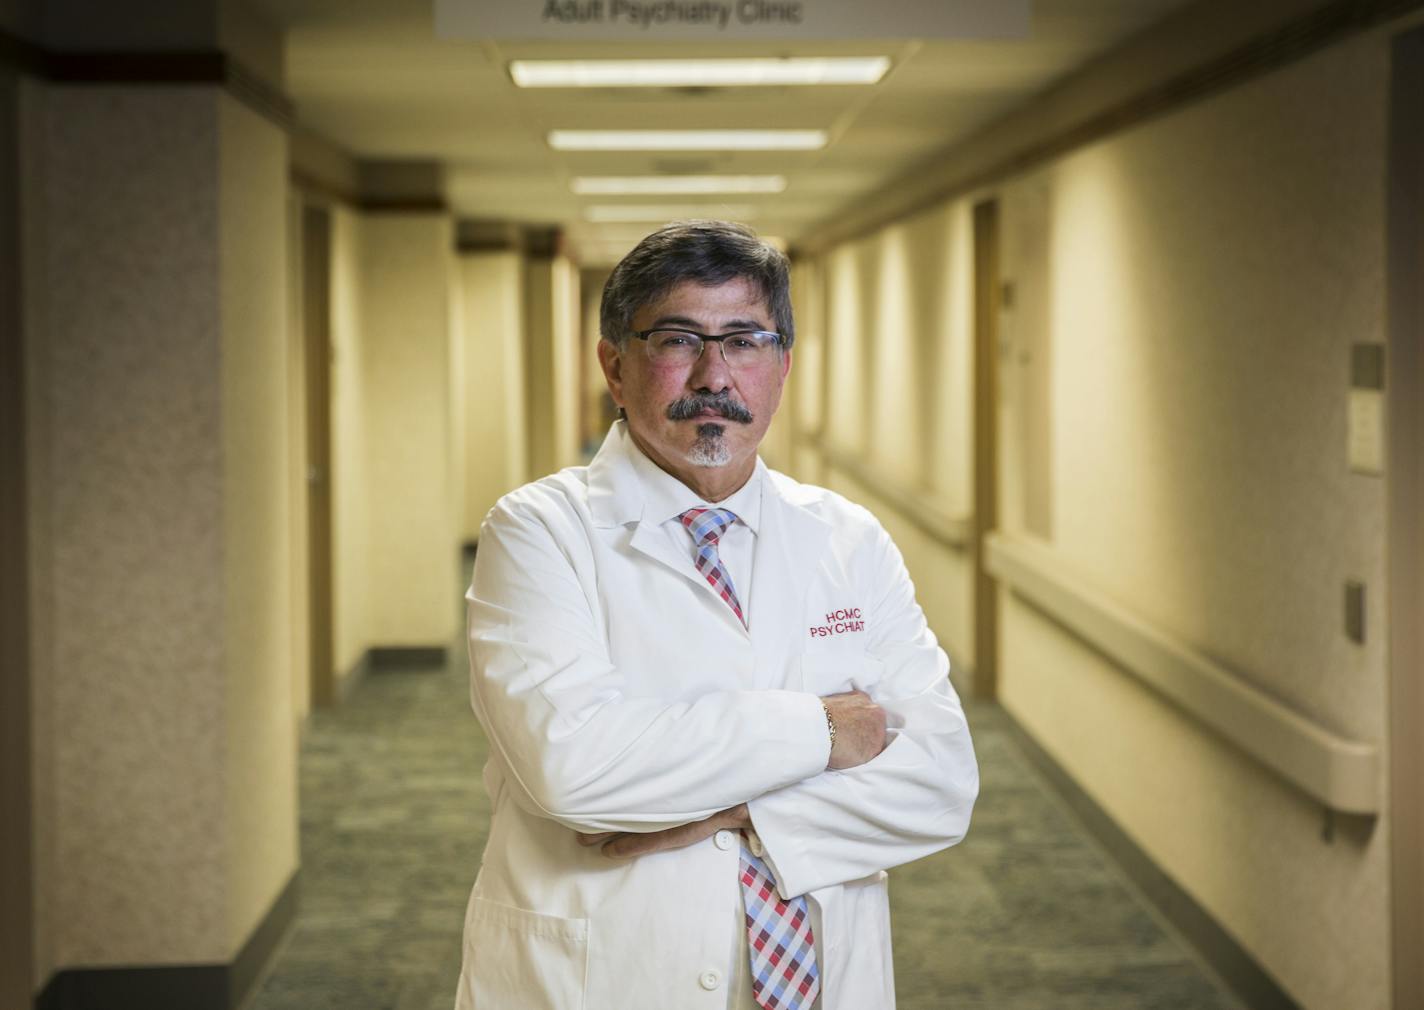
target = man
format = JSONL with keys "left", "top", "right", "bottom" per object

{"left": 455, "top": 221, "right": 978, "bottom": 1010}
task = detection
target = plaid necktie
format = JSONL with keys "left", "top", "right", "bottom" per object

{"left": 677, "top": 507, "right": 821, "bottom": 1008}
{"left": 679, "top": 507, "right": 745, "bottom": 624}
{"left": 740, "top": 847, "right": 821, "bottom": 1009}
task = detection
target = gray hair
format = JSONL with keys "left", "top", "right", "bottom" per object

{"left": 599, "top": 220, "right": 794, "bottom": 350}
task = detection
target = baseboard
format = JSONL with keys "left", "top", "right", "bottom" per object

{"left": 945, "top": 647, "right": 975, "bottom": 700}
{"left": 369, "top": 645, "right": 448, "bottom": 670}
{"left": 337, "top": 648, "right": 373, "bottom": 704}
{"left": 228, "top": 868, "right": 300, "bottom": 1008}
{"left": 34, "top": 869, "right": 299, "bottom": 1010}
{"left": 333, "top": 645, "right": 449, "bottom": 707}
{"left": 1000, "top": 712, "right": 1299, "bottom": 1010}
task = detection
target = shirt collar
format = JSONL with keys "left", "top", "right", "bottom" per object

{"left": 625, "top": 427, "right": 764, "bottom": 535}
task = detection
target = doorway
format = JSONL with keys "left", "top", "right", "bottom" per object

{"left": 302, "top": 204, "right": 336, "bottom": 709}
{"left": 971, "top": 198, "right": 1002, "bottom": 700}
{"left": 1388, "top": 24, "right": 1424, "bottom": 1010}
{"left": 0, "top": 61, "right": 34, "bottom": 1010}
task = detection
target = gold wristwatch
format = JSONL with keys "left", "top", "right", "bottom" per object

{"left": 821, "top": 701, "right": 837, "bottom": 751}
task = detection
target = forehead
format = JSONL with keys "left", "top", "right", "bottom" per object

{"left": 632, "top": 276, "right": 772, "bottom": 328}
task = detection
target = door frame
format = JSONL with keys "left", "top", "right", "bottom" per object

{"left": 302, "top": 203, "right": 336, "bottom": 709}
{"left": 1388, "top": 24, "right": 1424, "bottom": 1010}
{"left": 971, "top": 197, "right": 1002, "bottom": 700}
{"left": 1, "top": 60, "right": 34, "bottom": 1010}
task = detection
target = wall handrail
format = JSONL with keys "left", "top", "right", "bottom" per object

{"left": 985, "top": 533, "right": 1380, "bottom": 816}
{"left": 815, "top": 441, "right": 973, "bottom": 551}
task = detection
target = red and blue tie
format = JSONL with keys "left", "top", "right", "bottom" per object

{"left": 679, "top": 507, "right": 745, "bottom": 625}
{"left": 678, "top": 506, "right": 822, "bottom": 1009}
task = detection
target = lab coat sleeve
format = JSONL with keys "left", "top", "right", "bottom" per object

{"left": 467, "top": 495, "right": 832, "bottom": 836}
{"left": 745, "top": 521, "right": 979, "bottom": 899}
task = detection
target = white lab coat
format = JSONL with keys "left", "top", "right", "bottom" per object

{"left": 455, "top": 421, "right": 978, "bottom": 1010}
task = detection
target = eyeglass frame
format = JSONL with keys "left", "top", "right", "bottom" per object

{"left": 629, "top": 327, "right": 788, "bottom": 367}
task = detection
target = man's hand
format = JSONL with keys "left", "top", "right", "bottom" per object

{"left": 573, "top": 691, "right": 885, "bottom": 858}
{"left": 821, "top": 689, "right": 887, "bottom": 770}
{"left": 576, "top": 804, "right": 751, "bottom": 860}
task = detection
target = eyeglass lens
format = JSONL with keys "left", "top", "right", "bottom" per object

{"left": 646, "top": 330, "right": 779, "bottom": 367}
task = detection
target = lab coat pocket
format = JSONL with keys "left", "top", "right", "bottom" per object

{"left": 799, "top": 652, "right": 885, "bottom": 696}
{"left": 462, "top": 898, "right": 589, "bottom": 1010}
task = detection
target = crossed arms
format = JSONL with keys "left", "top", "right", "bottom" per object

{"left": 575, "top": 688, "right": 889, "bottom": 858}
{"left": 467, "top": 498, "right": 979, "bottom": 898}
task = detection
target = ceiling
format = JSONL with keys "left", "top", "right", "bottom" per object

{"left": 261, "top": 0, "right": 1188, "bottom": 263}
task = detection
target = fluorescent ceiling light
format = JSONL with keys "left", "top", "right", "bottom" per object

{"left": 549, "top": 130, "right": 827, "bottom": 151}
{"left": 584, "top": 205, "right": 758, "bottom": 222}
{"left": 573, "top": 176, "right": 786, "bottom": 195}
{"left": 511, "top": 58, "right": 890, "bottom": 88}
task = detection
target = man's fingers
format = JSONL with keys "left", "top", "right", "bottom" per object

{"left": 584, "top": 805, "right": 747, "bottom": 860}
{"left": 576, "top": 831, "right": 621, "bottom": 847}
{"left": 603, "top": 829, "right": 684, "bottom": 859}
{"left": 602, "top": 834, "right": 648, "bottom": 859}
{"left": 601, "top": 818, "right": 722, "bottom": 859}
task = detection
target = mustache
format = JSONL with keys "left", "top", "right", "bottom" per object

{"left": 666, "top": 392, "right": 754, "bottom": 424}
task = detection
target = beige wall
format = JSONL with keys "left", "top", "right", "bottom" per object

{"left": 524, "top": 254, "right": 583, "bottom": 478}
{"left": 19, "top": 71, "right": 55, "bottom": 997}
{"left": 326, "top": 207, "right": 462, "bottom": 680}
{"left": 458, "top": 250, "right": 528, "bottom": 541}
{"left": 21, "top": 82, "right": 298, "bottom": 981}
{"left": 580, "top": 266, "right": 612, "bottom": 453}
{"left": 284, "top": 192, "right": 311, "bottom": 727}
{"left": 448, "top": 243, "right": 467, "bottom": 549}
{"left": 355, "top": 213, "right": 460, "bottom": 650}
{"left": 995, "top": 30, "right": 1390, "bottom": 1010}
{"left": 552, "top": 256, "right": 581, "bottom": 467}
{"left": 791, "top": 20, "right": 1398, "bottom": 1010}
{"left": 523, "top": 257, "right": 555, "bottom": 478}
{"left": 23, "top": 84, "right": 228, "bottom": 968}
{"left": 218, "top": 95, "right": 299, "bottom": 954}
{"left": 329, "top": 203, "right": 372, "bottom": 677}
{"left": 780, "top": 258, "right": 823, "bottom": 479}
{"left": 793, "top": 201, "right": 978, "bottom": 676}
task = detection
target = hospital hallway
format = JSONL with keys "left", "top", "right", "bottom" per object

{"left": 6, "top": 1, "right": 1424, "bottom": 1009}
{"left": 244, "top": 564, "right": 1242, "bottom": 1010}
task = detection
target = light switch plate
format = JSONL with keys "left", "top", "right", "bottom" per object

{"left": 1348, "top": 389, "right": 1384, "bottom": 475}
{"left": 1345, "top": 580, "right": 1366, "bottom": 644}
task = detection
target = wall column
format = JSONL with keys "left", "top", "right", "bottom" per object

{"left": 13, "top": 3, "right": 300, "bottom": 1004}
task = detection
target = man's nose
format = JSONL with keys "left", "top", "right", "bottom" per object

{"left": 688, "top": 340, "right": 734, "bottom": 392}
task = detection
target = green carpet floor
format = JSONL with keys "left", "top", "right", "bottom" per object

{"left": 246, "top": 584, "right": 1243, "bottom": 1010}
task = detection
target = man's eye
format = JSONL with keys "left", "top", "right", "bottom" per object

{"left": 656, "top": 332, "right": 696, "bottom": 347}
{"left": 725, "top": 336, "right": 757, "bottom": 351}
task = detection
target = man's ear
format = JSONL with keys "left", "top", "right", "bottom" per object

{"left": 597, "top": 338, "right": 625, "bottom": 408}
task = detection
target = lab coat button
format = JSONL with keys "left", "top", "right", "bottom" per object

{"left": 699, "top": 969, "right": 722, "bottom": 991}
{"left": 713, "top": 829, "right": 735, "bottom": 850}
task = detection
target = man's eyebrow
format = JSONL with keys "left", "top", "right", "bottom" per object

{"left": 646, "top": 315, "right": 770, "bottom": 331}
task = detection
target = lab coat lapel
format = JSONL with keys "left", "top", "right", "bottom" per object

{"left": 747, "top": 470, "right": 833, "bottom": 679}
{"left": 629, "top": 520, "right": 750, "bottom": 634}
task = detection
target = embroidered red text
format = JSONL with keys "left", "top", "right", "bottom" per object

{"left": 809, "top": 607, "right": 865, "bottom": 638}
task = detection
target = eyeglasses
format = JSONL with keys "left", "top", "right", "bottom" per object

{"left": 632, "top": 328, "right": 786, "bottom": 368}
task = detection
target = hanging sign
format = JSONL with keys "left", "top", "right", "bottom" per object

{"left": 435, "top": 0, "right": 1030, "bottom": 40}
